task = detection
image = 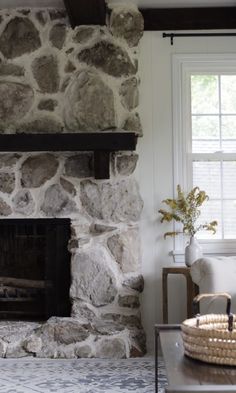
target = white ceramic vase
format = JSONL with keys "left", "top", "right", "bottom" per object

{"left": 185, "top": 236, "right": 203, "bottom": 267}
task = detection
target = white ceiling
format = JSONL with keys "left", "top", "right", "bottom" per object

{"left": 107, "top": 0, "right": 236, "bottom": 7}
{"left": 0, "top": 0, "right": 234, "bottom": 8}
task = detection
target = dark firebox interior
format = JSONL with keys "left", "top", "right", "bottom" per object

{"left": 0, "top": 219, "right": 71, "bottom": 320}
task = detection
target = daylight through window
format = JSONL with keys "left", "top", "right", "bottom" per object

{"left": 191, "top": 74, "right": 236, "bottom": 240}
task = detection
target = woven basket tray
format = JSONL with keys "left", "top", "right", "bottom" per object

{"left": 181, "top": 293, "right": 236, "bottom": 366}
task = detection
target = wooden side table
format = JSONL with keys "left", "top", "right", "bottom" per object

{"left": 162, "top": 266, "right": 199, "bottom": 323}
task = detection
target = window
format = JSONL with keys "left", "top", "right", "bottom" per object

{"left": 172, "top": 54, "right": 236, "bottom": 257}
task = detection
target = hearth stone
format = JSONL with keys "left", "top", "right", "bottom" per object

{"left": 0, "top": 318, "right": 145, "bottom": 358}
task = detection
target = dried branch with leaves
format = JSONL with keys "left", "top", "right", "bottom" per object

{"left": 158, "top": 185, "right": 218, "bottom": 238}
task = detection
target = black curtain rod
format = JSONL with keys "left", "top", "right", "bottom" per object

{"left": 163, "top": 32, "right": 236, "bottom": 45}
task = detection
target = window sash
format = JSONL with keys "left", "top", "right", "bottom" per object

{"left": 172, "top": 54, "right": 236, "bottom": 259}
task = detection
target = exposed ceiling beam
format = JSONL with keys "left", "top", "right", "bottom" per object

{"left": 63, "top": 0, "right": 106, "bottom": 28}
{"left": 141, "top": 7, "right": 236, "bottom": 30}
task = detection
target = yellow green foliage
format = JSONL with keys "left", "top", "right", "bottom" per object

{"left": 158, "top": 185, "right": 218, "bottom": 238}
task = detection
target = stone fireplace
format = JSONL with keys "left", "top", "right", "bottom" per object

{"left": 0, "top": 4, "right": 145, "bottom": 358}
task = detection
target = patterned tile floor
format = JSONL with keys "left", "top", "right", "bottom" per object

{"left": 0, "top": 357, "right": 167, "bottom": 393}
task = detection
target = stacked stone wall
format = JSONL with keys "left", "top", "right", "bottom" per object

{"left": 0, "top": 6, "right": 143, "bottom": 134}
{"left": 0, "top": 4, "right": 145, "bottom": 358}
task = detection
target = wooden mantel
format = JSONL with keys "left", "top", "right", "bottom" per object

{"left": 0, "top": 132, "right": 137, "bottom": 180}
{"left": 63, "top": 0, "right": 236, "bottom": 31}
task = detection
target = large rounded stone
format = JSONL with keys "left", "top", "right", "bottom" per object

{"left": 73, "top": 26, "right": 95, "bottom": 44}
{"left": 115, "top": 154, "right": 138, "bottom": 176}
{"left": 80, "top": 179, "right": 143, "bottom": 222}
{"left": 60, "top": 177, "right": 76, "bottom": 196}
{"left": 75, "top": 344, "right": 93, "bottom": 358}
{"left": 0, "top": 198, "right": 12, "bottom": 216}
{"left": 35, "top": 10, "right": 47, "bottom": 26}
{"left": 38, "top": 99, "right": 58, "bottom": 112}
{"left": 0, "top": 63, "right": 24, "bottom": 77}
{"left": 32, "top": 54, "right": 60, "bottom": 93}
{"left": 39, "top": 318, "right": 90, "bottom": 345}
{"left": 123, "top": 275, "right": 144, "bottom": 292}
{"left": 0, "top": 17, "right": 41, "bottom": 59}
{"left": 0, "top": 173, "right": 15, "bottom": 194}
{"left": 107, "top": 229, "right": 141, "bottom": 273}
{"left": 0, "top": 82, "right": 34, "bottom": 125}
{"left": 24, "top": 336, "right": 42, "bottom": 354}
{"left": 41, "top": 184, "right": 76, "bottom": 217}
{"left": 64, "top": 153, "right": 94, "bottom": 178}
{"left": 64, "top": 70, "right": 116, "bottom": 132}
{"left": 95, "top": 337, "right": 126, "bottom": 359}
{"left": 71, "top": 301, "right": 96, "bottom": 321}
{"left": 78, "top": 41, "right": 136, "bottom": 78}
{"left": 12, "top": 190, "right": 35, "bottom": 215}
{"left": 118, "top": 295, "right": 140, "bottom": 309}
{"left": 21, "top": 154, "right": 58, "bottom": 188}
{"left": 110, "top": 6, "right": 144, "bottom": 47}
{"left": 49, "top": 9, "right": 67, "bottom": 20}
{"left": 70, "top": 247, "right": 117, "bottom": 307}
{"left": 49, "top": 23, "right": 66, "bottom": 49}
{"left": 119, "top": 77, "right": 139, "bottom": 110}
{"left": 0, "top": 154, "right": 20, "bottom": 169}
{"left": 124, "top": 112, "right": 143, "bottom": 136}
{"left": 16, "top": 116, "right": 63, "bottom": 134}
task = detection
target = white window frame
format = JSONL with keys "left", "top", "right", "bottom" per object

{"left": 172, "top": 54, "right": 236, "bottom": 262}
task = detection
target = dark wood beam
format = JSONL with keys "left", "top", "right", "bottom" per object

{"left": 141, "top": 7, "right": 236, "bottom": 31}
{"left": 63, "top": 0, "right": 106, "bottom": 28}
{"left": 0, "top": 133, "right": 137, "bottom": 152}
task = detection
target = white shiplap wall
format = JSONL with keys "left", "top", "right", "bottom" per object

{"left": 137, "top": 30, "right": 236, "bottom": 351}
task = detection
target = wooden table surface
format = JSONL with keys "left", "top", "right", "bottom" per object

{"left": 155, "top": 325, "right": 236, "bottom": 393}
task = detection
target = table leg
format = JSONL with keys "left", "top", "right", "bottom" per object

{"left": 162, "top": 271, "right": 168, "bottom": 323}
{"left": 155, "top": 326, "right": 159, "bottom": 393}
{"left": 186, "top": 274, "right": 193, "bottom": 319}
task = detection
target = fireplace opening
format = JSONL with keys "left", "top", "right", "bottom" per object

{"left": 0, "top": 219, "right": 71, "bottom": 321}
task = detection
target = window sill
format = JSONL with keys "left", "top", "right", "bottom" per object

{"left": 172, "top": 240, "right": 236, "bottom": 264}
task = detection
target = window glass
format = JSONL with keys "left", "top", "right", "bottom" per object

{"left": 191, "top": 74, "right": 236, "bottom": 240}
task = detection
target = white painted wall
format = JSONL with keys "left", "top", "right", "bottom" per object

{"left": 137, "top": 31, "right": 236, "bottom": 352}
